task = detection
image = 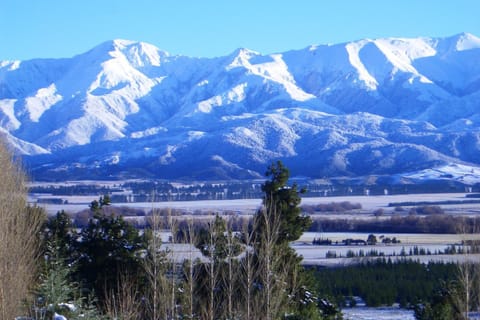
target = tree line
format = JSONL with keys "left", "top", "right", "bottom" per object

{"left": 313, "top": 259, "right": 457, "bottom": 308}
{"left": 310, "top": 214, "right": 480, "bottom": 234}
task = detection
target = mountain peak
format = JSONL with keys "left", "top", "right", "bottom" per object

{"left": 89, "top": 39, "right": 170, "bottom": 68}
{"left": 431, "top": 32, "right": 480, "bottom": 53}
{"left": 111, "top": 39, "right": 139, "bottom": 48}
{"left": 231, "top": 47, "right": 260, "bottom": 56}
{"left": 112, "top": 39, "right": 170, "bottom": 67}
{"left": 452, "top": 32, "right": 480, "bottom": 51}
{"left": 2, "top": 33, "right": 480, "bottom": 181}
{"left": 226, "top": 48, "right": 260, "bottom": 69}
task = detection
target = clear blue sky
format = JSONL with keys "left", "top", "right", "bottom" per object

{"left": 1, "top": 0, "right": 479, "bottom": 60}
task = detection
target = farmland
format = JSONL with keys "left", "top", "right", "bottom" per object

{"left": 31, "top": 191, "right": 480, "bottom": 267}
{"left": 30, "top": 191, "right": 480, "bottom": 216}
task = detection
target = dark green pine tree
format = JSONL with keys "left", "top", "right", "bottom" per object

{"left": 33, "top": 239, "right": 103, "bottom": 320}
{"left": 260, "top": 160, "right": 311, "bottom": 244}
{"left": 414, "top": 285, "right": 460, "bottom": 320}
{"left": 196, "top": 214, "right": 242, "bottom": 259}
{"left": 43, "top": 210, "right": 75, "bottom": 258}
{"left": 74, "top": 196, "right": 148, "bottom": 301}
{"left": 253, "top": 161, "right": 324, "bottom": 319}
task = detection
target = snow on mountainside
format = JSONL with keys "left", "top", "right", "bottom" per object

{"left": 1, "top": 33, "right": 480, "bottom": 182}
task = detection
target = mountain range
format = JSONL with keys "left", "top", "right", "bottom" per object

{"left": 1, "top": 33, "right": 480, "bottom": 182}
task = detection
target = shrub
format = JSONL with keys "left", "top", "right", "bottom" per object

{"left": 302, "top": 201, "right": 362, "bottom": 213}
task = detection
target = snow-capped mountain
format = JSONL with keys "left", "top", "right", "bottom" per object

{"left": 1, "top": 33, "right": 480, "bottom": 182}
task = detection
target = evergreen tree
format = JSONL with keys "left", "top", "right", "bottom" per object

{"left": 197, "top": 215, "right": 242, "bottom": 259}
{"left": 43, "top": 210, "right": 75, "bottom": 258}
{"left": 74, "top": 196, "right": 148, "bottom": 302}
{"left": 33, "top": 240, "right": 104, "bottom": 320}
{"left": 367, "top": 234, "right": 377, "bottom": 246}
{"left": 414, "top": 285, "right": 460, "bottom": 320}
{"left": 258, "top": 161, "right": 311, "bottom": 244}
{"left": 253, "top": 161, "right": 321, "bottom": 319}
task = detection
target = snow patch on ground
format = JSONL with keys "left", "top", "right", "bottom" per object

{"left": 130, "top": 126, "right": 167, "bottom": 138}
{"left": 342, "top": 307, "right": 414, "bottom": 320}
{"left": 402, "top": 163, "right": 480, "bottom": 184}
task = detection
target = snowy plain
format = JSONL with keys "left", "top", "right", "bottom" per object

{"left": 32, "top": 192, "right": 480, "bottom": 215}
{"left": 33, "top": 192, "right": 480, "bottom": 267}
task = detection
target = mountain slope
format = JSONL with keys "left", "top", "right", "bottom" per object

{"left": 1, "top": 33, "right": 480, "bottom": 181}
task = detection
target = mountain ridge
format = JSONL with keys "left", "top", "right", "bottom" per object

{"left": 1, "top": 33, "right": 480, "bottom": 181}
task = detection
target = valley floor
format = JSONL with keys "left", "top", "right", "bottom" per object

{"left": 31, "top": 192, "right": 480, "bottom": 216}
{"left": 32, "top": 192, "right": 480, "bottom": 267}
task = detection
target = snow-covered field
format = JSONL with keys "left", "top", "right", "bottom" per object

{"left": 342, "top": 307, "right": 414, "bottom": 320}
{"left": 32, "top": 196, "right": 263, "bottom": 215}
{"left": 297, "top": 232, "right": 480, "bottom": 244}
{"left": 33, "top": 192, "right": 480, "bottom": 267}
{"left": 300, "top": 251, "right": 480, "bottom": 267}
{"left": 32, "top": 192, "right": 480, "bottom": 215}
{"left": 295, "top": 243, "right": 450, "bottom": 259}
{"left": 295, "top": 231, "right": 480, "bottom": 266}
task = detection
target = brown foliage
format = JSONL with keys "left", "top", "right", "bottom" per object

{"left": 0, "top": 141, "right": 45, "bottom": 319}
{"left": 103, "top": 271, "right": 143, "bottom": 320}
{"left": 310, "top": 214, "right": 476, "bottom": 234}
{"left": 302, "top": 201, "right": 362, "bottom": 214}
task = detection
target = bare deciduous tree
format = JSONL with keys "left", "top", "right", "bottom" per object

{"left": 453, "top": 220, "right": 480, "bottom": 319}
{"left": 223, "top": 220, "right": 237, "bottom": 319}
{"left": 239, "top": 218, "right": 257, "bottom": 320}
{"left": 103, "top": 271, "right": 142, "bottom": 320}
{"left": 257, "top": 196, "right": 284, "bottom": 320}
{"left": 205, "top": 216, "right": 221, "bottom": 320}
{"left": 143, "top": 206, "right": 178, "bottom": 320}
{"left": 144, "top": 207, "right": 165, "bottom": 320}
{"left": 167, "top": 209, "right": 179, "bottom": 320}
{"left": 180, "top": 218, "right": 200, "bottom": 320}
